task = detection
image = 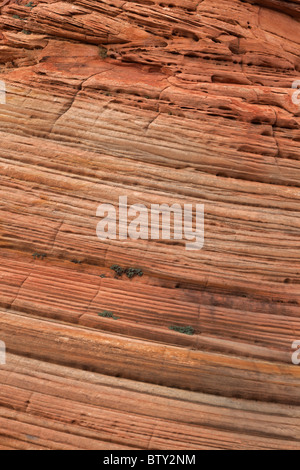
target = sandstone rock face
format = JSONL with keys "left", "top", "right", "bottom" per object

{"left": 0, "top": 0, "right": 300, "bottom": 450}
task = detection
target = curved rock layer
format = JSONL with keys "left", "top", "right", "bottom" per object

{"left": 0, "top": 0, "right": 299, "bottom": 450}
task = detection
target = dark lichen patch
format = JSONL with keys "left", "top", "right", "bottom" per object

{"left": 110, "top": 265, "right": 143, "bottom": 279}
{"left": 125, "top": 268, "right": 143, "bottom": 279}
{"left": 71, "top": 259, "right": 82, "bottom": 264}
{"left": 99, "top": 274, "right": 106, "bottom": 278}
{"left": 110, "top": 264, "right": 125, "bottom": 277}
{"left": 98, "top": 46, "right": 108, "bottom": 58}
{"left": 98, "top": 310, "right": 120, "bottom": 320}
{"left": 111, "top": 265, "right": 124, "bottom": 275}
{"left": 21, "top": 30, "right": 31, "bottom": 35}
{"left": 169, "top": 325, "right": 195, "bottom": 335}
{"left": 32, "top": 253, "right": 47, "bottom": 260}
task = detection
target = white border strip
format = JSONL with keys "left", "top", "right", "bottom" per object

{"left": 0, "top": 80, "right": 6, "bottom": 105}
{"left": 0, "top": 340, "right": 6, "bottom": 365}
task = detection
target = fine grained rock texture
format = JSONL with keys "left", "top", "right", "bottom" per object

{"left": 0, "top": 0, "right": 300, "bottom": 450}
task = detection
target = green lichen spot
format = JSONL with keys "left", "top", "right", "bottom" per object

{"left": 169, "top": 325, "right": 195, "bottom": 336}
{"left": 98, "top": 311, "right": 120, "bottom": 320}
{"left": 98, "top": 46, "right": 108, "bottom": 59}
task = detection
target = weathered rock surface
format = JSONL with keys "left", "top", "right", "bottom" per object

{"left": 0, "top": 0, "right": 300, "bottom": 450}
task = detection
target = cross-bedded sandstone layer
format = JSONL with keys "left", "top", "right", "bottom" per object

{"left": 0, "top": 0, "right": 299, "bottom": 450}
